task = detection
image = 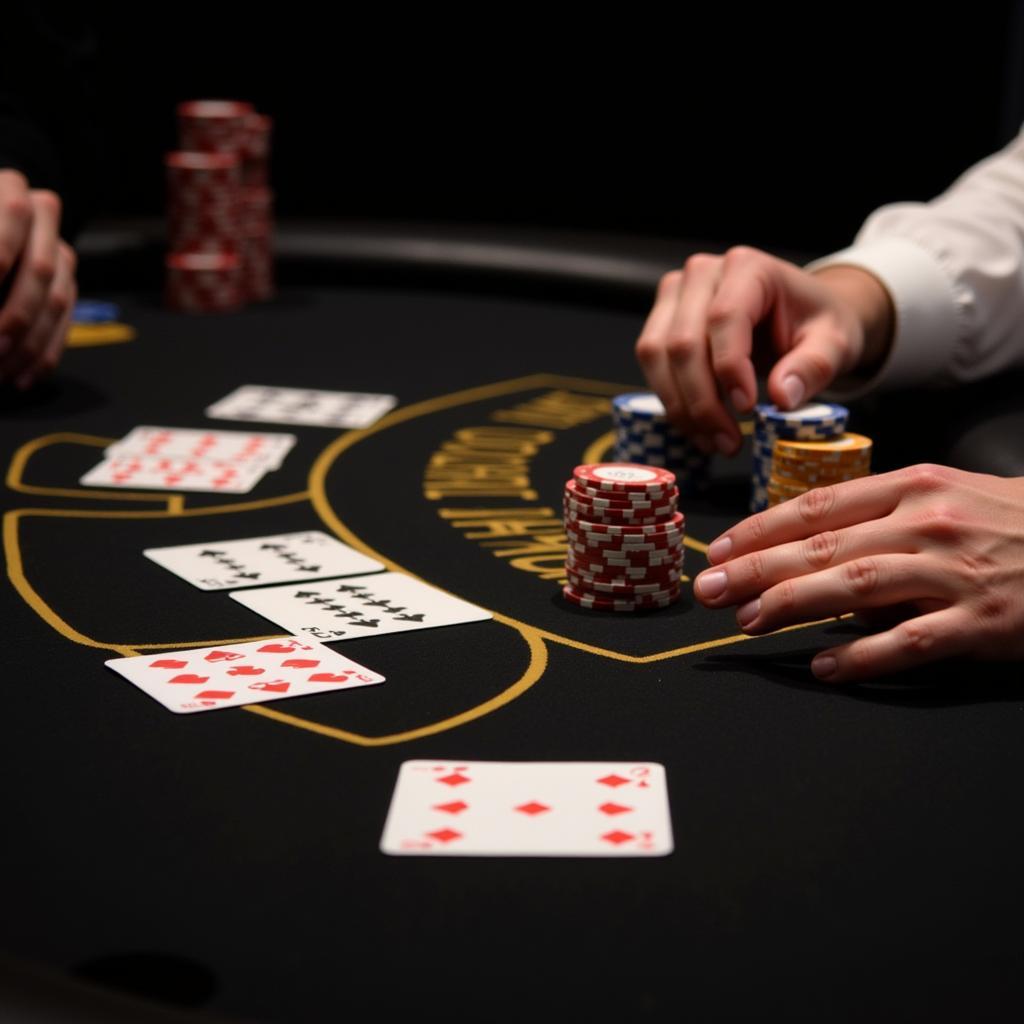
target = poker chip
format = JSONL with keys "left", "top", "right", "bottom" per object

{"left": 566, "top": 569, "right": 682, "bottom": 595}
{"left": 766, "top": 432, "right": 873, "bottom": 508}
{"left": 573, "top": 463, "right": 676, "bottom": 494}
{"left": 66, "top": 322, "right": 137, "bottom": 347}
{"left": 567, "top": 511, "right": 685, "bottom": 537}
{"left": 566, "top": 479, "right": 678, "bottom": 507}
{"left": 750, "top": 402, "right": 849, "bottom": 512}
{"left": 164, "top": 252, "right": 244, "bottom": 313}
{"left": 562, "top": 584, "right": 680, "bottom": 612}
{"left": 563, "top": 462, "right": 686, "bottom": 610}
{"left": 72, "top": 299, "right": 121, "bottom": 324}
{"left": 165, "top": 101, "right": 274, "bottom": 312}
{"left": 611, "top": 393, "right": 710, "bottom": 497}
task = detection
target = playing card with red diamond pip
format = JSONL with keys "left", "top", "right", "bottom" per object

{"left": 380, "top": 761, "right": 673, "bottom": 857}
{"left": 105, "top": 637, "right": 384, "bottom": 714}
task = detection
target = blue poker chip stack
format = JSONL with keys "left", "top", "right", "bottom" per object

{"left": 751, "top": 402, "right": 849, "bottom": 512}
{"left": 72, "top": 299, "right": 121, "bottom": 324}
{"left": 611, "top": 393, "right": 711, "bottom": 497}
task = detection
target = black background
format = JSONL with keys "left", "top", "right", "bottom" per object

{"left": 79, "top": 5, "right": 1023, "bottom": 255}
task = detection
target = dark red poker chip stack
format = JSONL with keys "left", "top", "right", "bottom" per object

{"left": 165, "top": 100, "right": 275, "bottom": 312}
{"left": 563, "top": 464, "right": 685, "bottom": 611}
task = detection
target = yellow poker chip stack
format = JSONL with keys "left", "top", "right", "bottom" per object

{"left": 766, "top": 433, "right": 873, "bottom": 507}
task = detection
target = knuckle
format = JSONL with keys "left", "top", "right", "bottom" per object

{"left": 799, "top": 347, "right": 835, "bottom": 384}
{"left": 661, "top": 399, "right": 686, "bottom": 424}
{"left": 2, "top": 307, "right": 32, "bottom": 336}
{"left": 772, "top": 578, "right": 798, "bottom": 615}
{"left": 842, "top": 557, "right": 880, "bottom": 596}
{"left": 747, "top": 511, "right": 769, "bottom": 545}
{"left": 664, "top": 332, "right": 702, "bottom": 362}
{"left": 914, "top": 503, "right": 963, "bottom": 543}
{"left": 31, "top": 189, "right": 61, "bottom": 216}
{"left": 723, "top": 245, "right": 760, "bottom": 268}
{"left": 29, "top": 257, "right": 56, "bottom": 283}
{"left": 897, "top": 618, "right": 937, "bottom": 656}
{"left": 683, "top": 252, "right": 716, "bottom": 276}
{"left": 804, "top": 530, "right": 840, "bottom": 568}
{"left": 658, "top": 268, "right": 683, "bottom": 293}
{"left": 905, "top": 463, "right": 951, "bottom": 493}
{"left": 47, "top": 289, "right": 71, "bottom": 318}
{"left": 635, "top": 336, "right": 661, "bottom": 364}
{"left": 705, "top": 303, "right": 735, "bottom": 332}
{"left": 797, "top": 484, "right": 837, "bottom": 524}
{"left": 710, "top": 349, "right": 743, "bottom": 376}
{"left": 743, "top": 551, "right": 767, "bottom": 588}
{"left": 686, "top": 396, "right": 718, "bottom": 422}
{"left": 2, "top": 192, "right": 32, "bottom": 224}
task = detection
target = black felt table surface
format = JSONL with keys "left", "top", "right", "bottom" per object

{"left": 2, "top": 284, "right": 1022, "bottom": 1022}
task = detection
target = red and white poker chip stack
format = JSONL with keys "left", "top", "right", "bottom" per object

{"left": 563, "top": 464, "right": 685, "bottom": 611}
{"left": 165, "top": 100, "right": 275, "bottom": 312}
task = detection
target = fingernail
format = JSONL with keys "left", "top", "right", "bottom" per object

{"left": 696, "top": 569, "right": 727, "bottom": 599}
{"left": 0, "top": 335, "right": 10, "bottom": 356}
{"left": 736, "top": 597, "right": 760, "bottom": 627}
{"left": 812, "top": 655, "right": 837, "bottom": 680}
{"left": 714, "top": 432, "right": 735, "bottom": 455}
{"left": 729, "top": 388, "right": 747, "bottom": 411}
{"left": 707, "top": 536, "right": 732, "bottom": 563}
{"left": 780, "top": 374, "right": 804, "bottom": 409}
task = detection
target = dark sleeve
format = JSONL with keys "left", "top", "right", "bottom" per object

{"left": 0, "top": 6, "right": 99, "bottom": 241}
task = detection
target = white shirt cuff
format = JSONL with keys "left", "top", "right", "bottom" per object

{"left": 806, "top": 237, "right": 963, "bottom": 394}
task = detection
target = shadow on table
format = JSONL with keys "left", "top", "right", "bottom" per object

{"left": 693, "top": 622, "right": 1024, "bottom": 708}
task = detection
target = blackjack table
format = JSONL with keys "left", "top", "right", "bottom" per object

{"left": 2, "top": 222, "right": 1023, "bottom": 1023}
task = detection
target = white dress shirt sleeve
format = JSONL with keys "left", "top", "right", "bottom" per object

{"left": 807, "top": 128, "right": 1024, "bottom": 395}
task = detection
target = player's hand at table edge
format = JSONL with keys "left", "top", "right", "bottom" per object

{"left": 634, "top": 246, "right": 895, "bottom": 455}
{"left": 693, "top": 464, "right": 1024, "bottom": 683}
{"left": 0, "top": 168, "right": 78, "bottom": 390}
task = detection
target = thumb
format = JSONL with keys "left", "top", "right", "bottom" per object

{"left": 767, "top": 324, "right": 849, "bottom": 409}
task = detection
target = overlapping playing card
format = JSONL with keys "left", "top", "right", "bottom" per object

{"left": 93, "top": 390, "right": 673, "bottom": 858}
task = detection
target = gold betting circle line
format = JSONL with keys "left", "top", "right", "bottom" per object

{"left": 243, "top": 626, "right": 549, "bottom": 748}
{"left": 2, "top": 420, "right": 548, "bottom": 745}
{"left": 7, "top": 433, "right": 182, "bottom": 507}
{"left": 4, "top": 500, "right": 313, "bottom": 655}
{"left": 306, "top": 373, "right": 829, "bottom": 667}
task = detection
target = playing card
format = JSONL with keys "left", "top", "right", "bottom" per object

{"left": 105, "top": 425, "right": 296, "bottom": 468}
{"left": 380, "top": 761, "right": 673, "bottom": 856}
{"left": 105, "top": 636, "right": 385, "bottom": 714}
{"left": 229, "top": 571, "right": 492, "bottom": 642}
{"left": 144, "top": 530, "right": 385, "bottom": 590}
{"left": 81, "top": 455, "right": 268, "bottom": 493}
{"left": 206, "top": 385, "right": 398, "bottom": 429}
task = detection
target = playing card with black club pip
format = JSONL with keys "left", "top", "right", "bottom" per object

{"left": 229, "top": 571, "right": 492, "bottom": 642}
{"left": 144, "top": 530, "right": 384, "bottom": 590}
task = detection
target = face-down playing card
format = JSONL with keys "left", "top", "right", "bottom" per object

{"left": 380, "top": 761, "right": 673, "bottom": 856}
{"left": 206, "top": 385, "right": 398, "bottom": 429}
{"left": 229, "top": 571, "right": 492, "bottom": 642}
{"left": 144, "top": 531, "right": 384, "bottom": 590}
{"left": 105, "top": 637, "right": 384, "bottom": 714}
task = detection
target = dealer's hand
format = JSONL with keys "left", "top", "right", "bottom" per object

{"left": 0, "top": 169, "right": 77, "bottom": 390}
{"left": 693, "top": 465, "right": 1024, "bottom": 682}
{"left": 634, "top": 246, "right": 893, "bottom": 455}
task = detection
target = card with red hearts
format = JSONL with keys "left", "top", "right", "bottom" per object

{"left": 105, "top": 637, "right": 384, "bottom": 714}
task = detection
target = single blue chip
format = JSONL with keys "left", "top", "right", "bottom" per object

{"left": 73, "top": 299, "right": 121, "bottom": 324}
